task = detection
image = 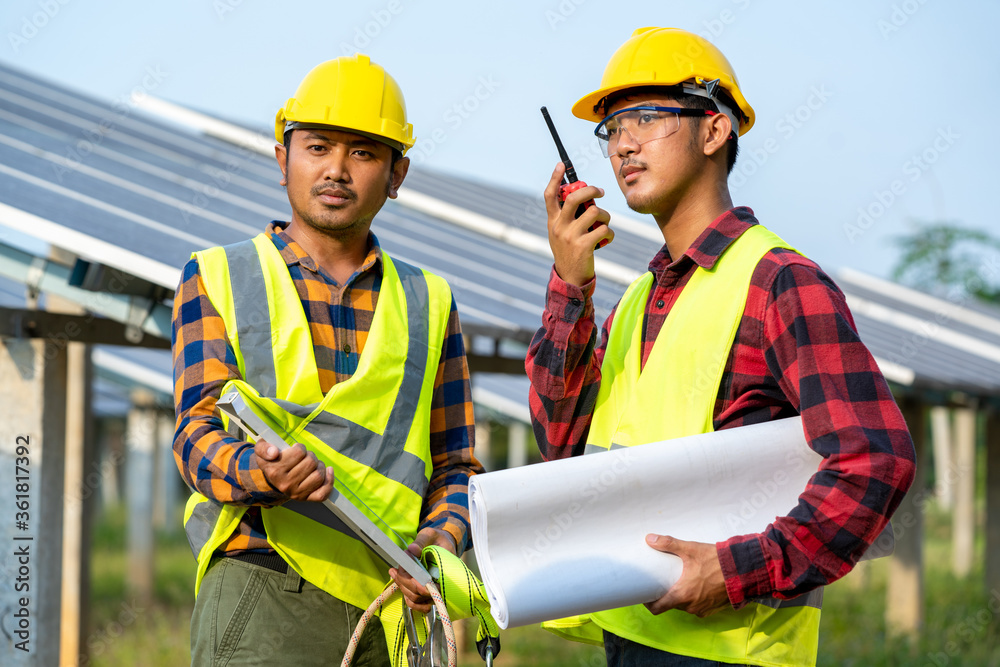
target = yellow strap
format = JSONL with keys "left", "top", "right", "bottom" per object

{"left": 375, "top": 546, "right": 501, "bottom": 666}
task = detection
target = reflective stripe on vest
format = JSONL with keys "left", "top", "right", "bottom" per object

{"left": 183, "top": 234, "right": 451, "bottom": 611}
{"left": 542, "top": 225, "right": 822, "bottom": 667}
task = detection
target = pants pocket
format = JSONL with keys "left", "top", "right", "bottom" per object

{"left": 212, "top": 564, "right": 268, "bottom": 667}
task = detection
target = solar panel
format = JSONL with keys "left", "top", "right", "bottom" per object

{"left": 1, "top": 60, "right": 998, "bottom": 398}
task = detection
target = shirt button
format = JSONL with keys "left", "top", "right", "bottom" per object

{"left": 656, "top": 300, "right": 665, "bottom": 308}
{"left": 343, "top": 344, "right": 352, "bottom": 354}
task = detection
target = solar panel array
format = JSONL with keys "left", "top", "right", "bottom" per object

{"left": 0, "top": 60, "right": 637, "bottom": 332}
{"left": 0, "top": 60, "right": 997, "bottom": 413}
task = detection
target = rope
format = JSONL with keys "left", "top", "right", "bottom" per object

{"left": 341, "top": 581, "right": 458, "bottom": 667}
{"left": 427, "top": 582, "right": 459, "bottom": 666}
{"left": 341, "top": 582, "right": 400, "bottom": 667}
{"left": 340, "top": 546, "right": 500, "bottom": 667}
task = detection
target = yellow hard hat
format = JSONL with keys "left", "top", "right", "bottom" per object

{"left": 275, "top": 54, "right": 415, "bottom": 154}
{"left": 572, "top": 27, "right": 755, "bottom": 136}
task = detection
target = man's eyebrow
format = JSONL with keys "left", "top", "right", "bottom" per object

{"left": 303, "top": 131, "right": 331, "bottom": 142}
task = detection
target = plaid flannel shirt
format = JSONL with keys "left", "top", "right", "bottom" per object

{"left": 525, "top": 207, "right": 916, "bottom": 606}
{"left": 172, "top": 222, "right": 482, "bottom": 556}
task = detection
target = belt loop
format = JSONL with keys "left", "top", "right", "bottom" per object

{"left": 283, "top": 566, "right": 303, "bottom": 593}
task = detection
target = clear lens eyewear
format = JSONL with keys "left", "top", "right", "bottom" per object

{"left": 594, "top": 106, "right": 718, "bottom": 158}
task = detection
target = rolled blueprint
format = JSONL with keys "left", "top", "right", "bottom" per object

{"left": 469, "top": 417, "right": 823, "bottom": 628}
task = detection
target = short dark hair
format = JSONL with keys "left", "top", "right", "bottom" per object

{"left": 600, "top": 85, "right": 740, "bottom": 175}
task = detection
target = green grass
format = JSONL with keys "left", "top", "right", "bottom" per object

{"left": 86, "top": 501, "right": 1000, "bottom": 665}
{"left": 88, "top": 506, "right": 195, "bottom": 667}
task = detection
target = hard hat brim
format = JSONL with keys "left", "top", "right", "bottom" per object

{"left": 572, "top": 81, "right": 755, "bottom": 136}
{"left": 278, "top": 120, "right": 406, "bottom": 153}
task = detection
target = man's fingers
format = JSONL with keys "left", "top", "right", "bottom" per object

{"left": 562, "top": 184, "right": 604, "bottom": 213}
{"left": 644, "top": 579, "right": 683, "bottom": 616}
{"left": 543, "top": 162, "right": 566, "bottom": 218}
{"left": 571, "top": 205, "right": 610, "bottom": 235}
{"left": 390, "top": 567, "right": 432, "bottom": 613}
{"left": 289, "top": 454, "right": 330, "bottom": 498}
{"left": 268, "top": 442, "right": 307, "bottom": 473}
{"left": 304, "top": 467, "right": 334, "bottom": 502}
{"left": 287, "top": 448, "right": 322, "bottom": 481}
{"left": 646, "top": 533, "right": 681, "bottom": 555}
{"left": 257, "top": 442, "right": 334, "bottom": 501}
{"left": 254, "top": 439, "right": 280, "bottom": 461}
{"left": 584, "top": 223, "right": 614, "bottom": 248}
{"left": 644, "top": 591, "right": 679, "bottom": 616}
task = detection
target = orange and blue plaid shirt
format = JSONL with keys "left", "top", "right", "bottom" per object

{"left": 172, "top": 222, "right": 482, "bottom": 556}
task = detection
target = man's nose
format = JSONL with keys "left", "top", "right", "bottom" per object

{"left": 322, "top": 146, "right": 351, "bottom": 181}
{"left": 613, "top": 126, "right": 640, "bottom": 158}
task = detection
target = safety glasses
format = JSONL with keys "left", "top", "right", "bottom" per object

{"left": 594, "top": 106, "right": 719, "bottom": 158}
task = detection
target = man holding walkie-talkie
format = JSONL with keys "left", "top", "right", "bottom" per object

{"left": 525, "top": 27, "right": 915, "bottom": 666}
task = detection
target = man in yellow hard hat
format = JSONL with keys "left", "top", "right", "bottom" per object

{"left": 172, "top": 54, "right": 483, "bottom": 665}
{"left": 525, "top": 27, "right": 915, "bottom": 666}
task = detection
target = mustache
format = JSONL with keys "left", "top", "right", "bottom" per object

{"left": 312, "top": 185, "right": 356, "bottom": 200}
{"left": 619, "top": 159, "right": 646, "bottom": 178}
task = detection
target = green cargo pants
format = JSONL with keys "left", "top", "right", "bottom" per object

{"left": 191, "top": 556, "right": 390, "bottom": 667}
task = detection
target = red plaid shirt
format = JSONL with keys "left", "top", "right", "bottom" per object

{"left": 525, "top": 207, "right": 916, "bottom": 606}
{"left": 172, "top": 223, "right": 482, "bottom": 556}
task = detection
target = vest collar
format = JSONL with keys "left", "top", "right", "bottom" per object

{"left": 648, "top": 206, "right": 759, "bottom": 275}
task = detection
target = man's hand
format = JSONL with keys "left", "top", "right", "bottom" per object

{"left": 254, "top": 440, "right": 334, "bottom": 502}
{"left": 389, "top": 528, "right": 457, "bottom": 613}
{"left": 644, "top": 534, "right": 731, "bottom": 618}
{"left": 544, "top": 162, "right": 614, "bottom": 287}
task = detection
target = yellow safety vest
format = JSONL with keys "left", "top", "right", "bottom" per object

{"left": 543, "top": 224, "right": 822, "bottom": 666}
{"left": 182, "top": 233, "right": 452, "bottom": 612}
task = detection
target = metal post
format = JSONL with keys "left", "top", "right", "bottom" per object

{"left": 154, "top": 411, "right": 179, "bottom": 532}
{"left": 59, "top": 341, "right": 93, "bottom": 666}
{"left": 0, "top": 338, "right": 68, "bottom": 665}
{"left": 125, "top": 389, "right": 156, "bottom": 606}
{"left": 475, "top": 421, "right": 492, "bottom": 472}
{"left": 952, "top": 405, "right": 977, "bottom": 578}
{"left": 930, "top": 406, "right": 953, "bottom": 509}
{"left": 100, "top": 418, "right": 125, "bottom": 509}
{"left": 986, "top": 408, "right": 1000, "bottom": 595}
{"left": 507, "top": 422, "right": 528, "bottom": 469}
{"left": 886, "top": 398, "right": 925, "bottom": 638}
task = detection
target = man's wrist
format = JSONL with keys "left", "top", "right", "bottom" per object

{"left": 546, "top": 266, "right": 595, "bottom": 323}
{"left": 238, "top": 444, "right": 288, "bottom": 504}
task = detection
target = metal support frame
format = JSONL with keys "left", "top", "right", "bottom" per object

{"left": 0, "top": 307, "right": 169, "bottom": 349}
{"left": 0, "top": 242, "right": 172, "bottom": 341}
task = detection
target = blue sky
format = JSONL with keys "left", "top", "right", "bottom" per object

{"left": 1, "top": 0, "right": 995, "bottom": 279}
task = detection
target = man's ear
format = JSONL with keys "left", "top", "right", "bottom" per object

{"left": 703, "top": 112, "right": 732, "bottom": 160}
{"left": 275, "top": 142, "right": 288, "bottom": 187}
{"left": 387, "top": 155, "right": 410, "bottom": 199}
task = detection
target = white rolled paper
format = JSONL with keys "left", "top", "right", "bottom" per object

{"left": 470, "top": 417, "right": 822, "bottom": 628}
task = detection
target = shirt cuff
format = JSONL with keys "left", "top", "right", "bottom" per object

{"left": 234, "top": 442, "right": 286, "bottom": 506}
{"left": 546, "top": 266, "right": 596, "bottom": 323}
{"left": 717, "top": 534, "right": 773, "bottom": 608}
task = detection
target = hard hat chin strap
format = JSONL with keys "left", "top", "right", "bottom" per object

{"left": 679, "top": 80, "right": 740, "bottom": 138}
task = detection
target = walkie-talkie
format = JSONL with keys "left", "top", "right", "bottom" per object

{"left": 540, "top": 106, "right": 609, "bottom": 249}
